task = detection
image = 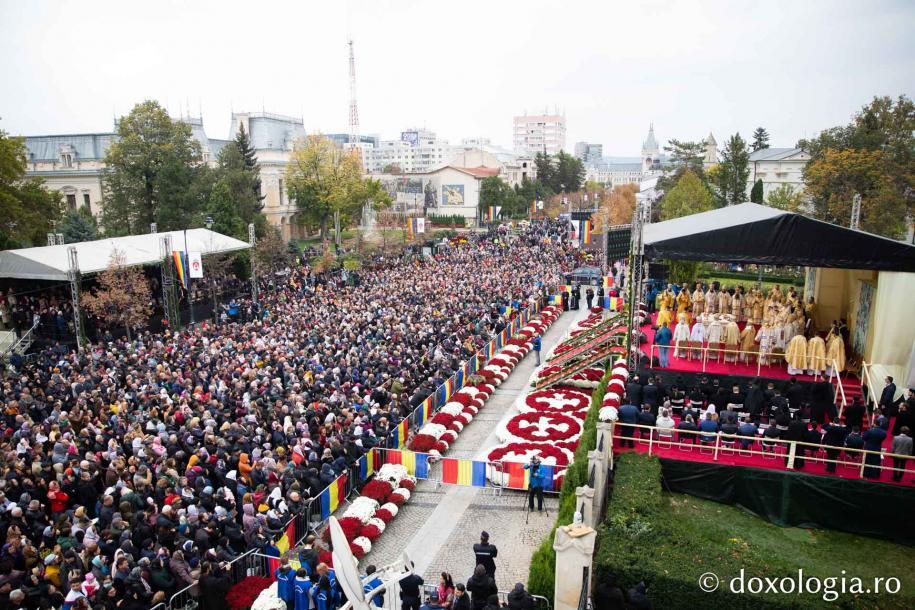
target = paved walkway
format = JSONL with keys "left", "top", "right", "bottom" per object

{"left": 361, "top": 305, "right": 589, "bottom": 588}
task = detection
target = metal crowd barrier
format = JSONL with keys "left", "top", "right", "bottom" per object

{"left": 168, "top": 548, "right": 268, "bottom": 610}
{"left": 420, "top": 584, "right": 552, "bottom": 610}
{"left": 612, "top": 421, "right": 915, "bottom": 480}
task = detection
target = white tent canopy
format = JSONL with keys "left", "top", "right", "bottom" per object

{"left": 0, "top": 229, "right": 251, "bottom": 281}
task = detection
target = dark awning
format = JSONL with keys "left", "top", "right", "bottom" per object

{"left": 643, "top": 202, "right": 915, "bottom": 271}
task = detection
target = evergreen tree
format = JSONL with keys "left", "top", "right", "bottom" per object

{"left": 751, "top": 127, "right": 770, "bottom": 151}
{"left": 206, "top": 179, "right": 246, "bottom": 239}
{"left": 716, "top": 133, "right": 751, "bottom": 205}
{"left": 534, "top": 152, "right": 554, "bottom": 190}
{"left": 59, "top": 205, "right": 98, "bottom": 243}
{"left": 750, "top": 179, "right": 764, "bottom": 203}
{"left": 234, "top": 124, "right": 264, "bottom": 208}
{"left": 657, "top": 139, "right": 708, "bottom": 195}
{"left": 101, "top": 100, "right": 207, "bottom": 235}
{"left": 215, "top": 144, "right": 265, "bottom": 235}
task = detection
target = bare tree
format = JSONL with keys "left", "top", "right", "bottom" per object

{"left": 80, "top": 248, "right": 153, "bottom": 340}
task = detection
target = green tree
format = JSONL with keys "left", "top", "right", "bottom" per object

{"left": 534, "top": 152, "right": 554, "bottom": 190}
{"left": 206, "top": 179, "right": 245, "bottom": 239}
{"left": 59, "top": 205, "right": 98, "bottom": 243}
{"left": 657, "top": 139, "right": 708, "bottom": 195}
{"left": 512, "top": 178, "right": 553, "bottom": 218}
{"left": 750, "top": 179, "right": 764, "bottom": 203}
{"left": 101, "top": 100, "right": 207, "bottom": 235}
{"left": 0, "top": 130, "right": 62, "bottom": 248}
{"left": 799, "top": 95, "right": 914, "bottom": 232}
{"left": 554, "top": 151, "right": 585, "bottom": 193}
{"left": 804, "top": 148, "right": 907, "bottom": 238}
{"left": 285, "top": 135, "right": 380, "bottom": 242}
{"left": 766, "top": 184, "right": 805, "bottom": 212}
{"left": 214, "top": 144, "right": 265, "bottom": 235}
{"left": 751, "top": 127, "right": 770, "bottom": 151}
{"left": 382, "top": 163, "right": 402, "bottom": 174}
{"left": 714, "top": 133, "right": 751, "bottom": 205}
{"left": 234, "top": 123, "right": 264, "bottom": 208}
{"left": 659, "top": 170, "right": 715, "bottom": 221}
{"left": 479, "top": 176, "right": 513, "bottom": 220}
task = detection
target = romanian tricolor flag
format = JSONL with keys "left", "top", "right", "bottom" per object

{"left": 505, "top": 462, "right": 555, "bottom": 491}
{"left": 608, "top": 296, "right": 624, "bottom": 311}
{"left": 438, "top": 377, "right": 455, "bottom": 405}
{"left": 384, "top": 449, "right": 429, "bottom": 479}
{"left": 359, "top": 449, "right": 378, "bottom": 481}
{"left": 390, "top": 419, "right": 409, "bottom": 448}
{"left": 319, "top": 474, "right": 347, "bottom": 520}
{"left": 416, "top": 396, "right": 433, "bottom": 427}
{"left": 549, "top": 294, "right": 563, "bottom": 305}
{"left": 487, "top": 206, "right": 500, "bottom": 222}
{"left": 580, "top": 220, "right": 592, "bottom": 245}
{"left": 441, "top": 458, "right": 487, "bottom": 487}
{"left": 530, "top": 200, "right": 537, "bottom": 217}
{"left": 603, "top": 275, "right": 613, "bottom": 289}
{"left": 172, "top": 251, "right": 188, "bottom": 289}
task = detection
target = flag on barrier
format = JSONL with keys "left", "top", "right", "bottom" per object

{"left": 603, "top": 275, "right": 613, "bottom": 289}
{"left": 384, "top": 449, "right": 429, "bottom": 479}
{"left": 390, "top": 419, "right": 409, "bottom": 448}
{"left": 320, "top": 475, "right": 346, "bottom": 520}
{"left": 441, "top": 458, "right": 487, "bottom": 487}
{"left": 276, "top": 520, "right": 295, "bottom": 555}
{"left": 360, "top": 449, "right": 378, "bottom": 481}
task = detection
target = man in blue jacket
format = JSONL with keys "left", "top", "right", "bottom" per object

{"left": 524, "top": 457, "right": 545, "bottom": 511}
{"left": 293, "top": 567, "right": 312, "bottom": 610}
{"left": 532, "top": 336, "right": 542, "bottom": 366}
{"left": 655, "top": 322, "right": 673, "bottom": 368}
{"left": 363, "top": 564, "right": 385, "bottom": 608}
{"left": 276, "top": 558, "right": 296, "bottom": 610}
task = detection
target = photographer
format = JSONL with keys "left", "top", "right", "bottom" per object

{"left": 524, "top": 457, "right": 545, "bottom": 512}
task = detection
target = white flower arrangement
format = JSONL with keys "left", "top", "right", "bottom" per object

{"left": 377, "top": 463, "right": 410, "bottom": 486}
{"left": 457, "top": 412, "right": 473, "bottom": 425}
{"left": 343, "top": 496, "right": 380, "bottom": 523}
{"left": 598, "top": 406, "right": 620, "bottom": 422}
{"left": 366, "top": 517, "right": 386, "bottom": 533}
{"left": 251, "top": 584, "right": 285, "bottom": 610}
{"left": 441, "top": 402, "right": 465, "bottom": 416}
{"left": 379, "top": 502, "right": 399, "bottom": 517}
{"left": 441, "top": 430, "right": 458, "bottom": 443}
{"left": 451, "top": 420, "right": 464, "bottom": 432}
{"left": 602, "top": 392, "right": 622, "bottom": 405}
{"left": 418, "top": 423, "right": 447, "bottom": 439}
{"left": 352, "top": 536, "right": 372, "bottom": 555}
{"left": 391, "top": 487, "right": 411, "bottom": 502}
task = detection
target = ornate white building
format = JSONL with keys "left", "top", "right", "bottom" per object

{"left": 23, "top": 112, "right": 309, "bottom": 240}
{"left": 703, "top": 132, "right": 718, "bottom": 168}
{"left": 641, "top": 124, "right": 661, "bottom": 173}
{"left": 746, "top": 147, "right": 810, "bottom": 199}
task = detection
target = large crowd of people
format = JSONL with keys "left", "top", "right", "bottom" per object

{"left": 0, "top": 221, "right": 579, "bottom": 610}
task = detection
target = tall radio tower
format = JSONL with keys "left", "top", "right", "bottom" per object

{"left": 348, "top": 39, "right": 359, "bottom": 145}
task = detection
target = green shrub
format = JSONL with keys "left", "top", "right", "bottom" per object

{"left": 427, "top": 214, "right": 466, "bottom": 227}
{"left": 527, "top": 367, "right": 612, "bottom": 602}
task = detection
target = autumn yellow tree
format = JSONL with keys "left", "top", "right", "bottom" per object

{"left": 80, "top": 249, "right": 153, "bottom": 340}
{"left": 589, "top": 184, "right": 639, "bottom": 233}
{"left": 286, "top": 135, "right": 388, "bottom": 243}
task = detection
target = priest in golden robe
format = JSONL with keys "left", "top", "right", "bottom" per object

{"left": 676, "top": 288, "right": 692, "bottom": 315}
{"left": 692, "top": 283, "right": 705, "bottom": 315}
{"left": 786, "top": 334, "right": 808, "bottom": 374}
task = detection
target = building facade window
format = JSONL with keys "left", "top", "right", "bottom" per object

{"left": 66, "top": 194, "right": 77, "bottom": 210}
{"left": 83, "top": 193, "right": 90, "bottom": 208}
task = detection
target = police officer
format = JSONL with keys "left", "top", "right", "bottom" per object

{"left": 472, "top": 531, "right": 498, "bottom": 579}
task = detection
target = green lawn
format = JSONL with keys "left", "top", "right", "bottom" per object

{"left": 701, "top": 273, "right": 803, "bottom": 293}
{"left": 664, "top": 492, "right": 915, "bottom": 608}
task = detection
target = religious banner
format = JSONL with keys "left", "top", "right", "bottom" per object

{"left": 187, "top": 251, "right": 203, "bottom": 278}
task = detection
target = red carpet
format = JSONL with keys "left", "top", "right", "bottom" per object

{"left": 640, "top": 316, "right": 863, "bottom": 402}
{"left": 612, "top": 427, "right": 915, "bottom": 488}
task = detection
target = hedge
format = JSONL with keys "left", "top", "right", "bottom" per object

{"left": 427, "top": 214, "right": 466, "bottom": 227}
{"left": 527, "top": 367, "right": 611, "bottom": 602}
{"left": 699, "top": 269, "right": 803, "bottom": 286}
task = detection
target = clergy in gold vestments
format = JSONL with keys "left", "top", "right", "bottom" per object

{"left": 676, "top": 289, "right": 691, "bottom": 315}
{"left": 807, "top": 336, "right": 827, "bottom": 372}
{"left": 692, "top": 286, "right": 705, "bottom": 315}
{"left": 827, "top": 336, "right": 846, "bottom": 373}
{"left": 656, "top": 305, "right": 674, "bottom": 328}
{"left": 786, "top": 335, "right": 808, "bottom": 370}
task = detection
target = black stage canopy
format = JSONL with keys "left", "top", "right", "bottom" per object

{"left": 643, "top": 202, "right": 915, "bottom": 271}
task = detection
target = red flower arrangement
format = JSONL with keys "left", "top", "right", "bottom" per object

{"left": 505, "top": 411, "right": 583, "bottom": 442}
{"left": 360, "top": 479, "right": 393, "bottom": 503}
{"left": 524, "top": 388, "right": 591, "bottom": 414}
{"left": 431, "top": 412, "right": 455, "bottom": 427}
{"left": 318, "top": 550, "right": 334, "bottom": 567}
{"left": 350, "top": 542, "right": 367, "bottom": 559}
{"left": 399, "top": 478, "right": 416, "bottom": 491}
{"left": 408, "top": 434, "right": 438, "bottom": 452}
{"left": 375, "top": 507, "right": 395, "bottom": 522}
{"left": 488, "top": 442, "right": 572, "bottom": 467}
{"left": 361, "top": 523, "right": 383, "bottom": 540}
{"left": 388, "top": 491, "right": 407, "bottom": 506}
{"left": 449, "top": 393, "right": 474, "bottom": 407}
{"left": 226, "top": 576, "right": 273, "bottom": 610}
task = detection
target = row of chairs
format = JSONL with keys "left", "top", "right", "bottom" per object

{"left": 672, "top": 340, "right": 774, "bottom": 364}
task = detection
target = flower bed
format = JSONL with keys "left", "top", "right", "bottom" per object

{"left": 407, "top": 305, "right": 563, "bottom": 458}
{"left": 226, "top": 576, "right": 273, "bottom": 610}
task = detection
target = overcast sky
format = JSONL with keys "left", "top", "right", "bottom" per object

{"left": 1, "top": 0, "right": 913, "bottom": 155}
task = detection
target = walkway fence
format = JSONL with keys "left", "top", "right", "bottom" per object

{"left": 612, "top": 421, "right": 915, "bottom": 480}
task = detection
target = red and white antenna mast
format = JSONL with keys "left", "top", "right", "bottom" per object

{"left": 348, "top": 39, "right": 359, "bottom": 145}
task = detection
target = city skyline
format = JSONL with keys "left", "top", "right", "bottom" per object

{"left": 1, "top": 0, "right": 913, "bottom": 155}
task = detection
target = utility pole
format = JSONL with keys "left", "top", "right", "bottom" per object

{"left": 348, "top": 39, "right": 359, "bottom": 145}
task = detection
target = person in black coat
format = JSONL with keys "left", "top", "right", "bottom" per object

{"left": 625, "top": 377, "right": 642, "bottom": 407}
{"left": 744, "top": 381, "right": 765, "bottom": 422}
{"left": 786, "top": 378, "right": 806, "bottom": 410}
{"left": 506, "top": 583, "right": 535, "bottom": 610}
{"left": 400, "top": 570, "right": 425, "bottom": 610}
{"left": 198, "top": 562, "right": 231, "bottom": 610}
{"left": 472, "top": 532, "right": 498, "bottom": 578}
{"left": 642, "top": 379, "right": 659, "bottom": 412}
{"left": 466, "top": 565, "right": 497, "bottom": 610}
{"left": 879, "top": 377, "right": 898, "bottom": 416}
{"left": 784, "top": 418, "right": 808, "bottom": 469}
{"left": 452, "top": 584, "right": 471, "bottom": 610}
{"left": 822, "top": 420, "right": 848, "bottom": 472}
{"left": 593, "top": 573, "right": 626, "bottom": 610}
{"left": 844, "top": 398, "right": 866, "bottom": 430}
